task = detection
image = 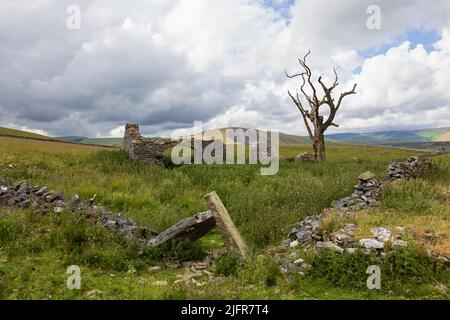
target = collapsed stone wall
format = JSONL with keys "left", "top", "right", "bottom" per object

{"left": 285, "top": 155, "right": 434, "bottom": 250}
{"left": 387, "top": 156, "right": 432, "bottom": 181}
{"left": 280, "top": 155, "right": 450, "bottom": 273}
{"left": 287, "top": 171, "right": 382, "bottom": 247}
{"left": 0, "top": 178, "right": 152, "bottom": 242}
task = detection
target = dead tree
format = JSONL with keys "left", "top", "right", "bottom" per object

{"left": 286, "top": 51, "right": 357, "bottom": 161}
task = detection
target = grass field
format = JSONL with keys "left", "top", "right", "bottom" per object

{"left": 0, "top": 136, "right": 449, "bottom": 299}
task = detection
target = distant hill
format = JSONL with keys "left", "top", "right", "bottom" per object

{"left": 4, "top": 125, "right": 449, "bottom": 147}
{"left": 56, "top": 127, "right": 450, "bottom": 148}
{"left": 326, "top": 127, "right": 450, "bottom": 143}
{"left": 60, "top": 136, "right": 123, "bottom": 147}
{"left": 192, "top": 128, "right": 312, "bottom": 145}
{"left": 0, "top": 127, "right": 57, "bottom": 140}
{"left": 61, "top": 128, "right": 314, "bottom": 147}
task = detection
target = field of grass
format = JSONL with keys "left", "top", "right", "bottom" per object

{"left": 0, "top": 136, "right": 449, "bottom": 300}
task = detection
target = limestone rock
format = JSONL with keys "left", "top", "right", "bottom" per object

{"left": 392, "top": 240, "right": 408, "bottom": 249}
{"left": 358, "top": 171, "right": 377, "bottom": 182}
{"left": 296, "top": 152, "right": 316, "bottom": 163}
{"left": 316, "top": 241, "right": 344, "bottom": 254}
{"left": 359, "top": 238, "right": 384, "bottom": 250}
{"left": 341, "top": 223, "right": 357, "bottom": 234}
{"left": 371, "top": 227, "right": 393, "bottom": 242}
{"left": 333, "top": 234, "right": 354, "bottom": 246}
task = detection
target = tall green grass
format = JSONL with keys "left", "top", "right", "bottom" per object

{"left": 0, "top": 136, "right": 420, "bottom": 248}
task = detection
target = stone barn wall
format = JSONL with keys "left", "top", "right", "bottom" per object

{"left": 123, "top": 123, "right": 274, "bottom": 166}
{"left": 123, "top": 123, "right": 178, "bottom": 166}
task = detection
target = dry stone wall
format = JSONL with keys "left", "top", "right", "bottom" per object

{"left": 285, "top": 155, "right": 434, "bottom": 249}
{"left": 387, "top": 156, "right": 432, "bottom": 181}
{"left": 280, "top": 155, "right": 450, "bottom": 274}
{"left": 0, "top": 178, "right": 153, "bottom": 242}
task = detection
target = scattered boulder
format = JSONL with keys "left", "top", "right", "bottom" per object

{"left": 444, "top": 189, "right": 450, "bottom": 201}
{"left": 316, "top": 241, "right": 344, "bottom": 254}
{"left": 359, "top": 238, "right": 384, "bottom": 250}
{"left": 287, "top": 252, "right": 299, "bottom": 260}
{"left": 289, "top": 240, "right": 300, "bottom": 248}
{"left": 422, "top": 229, "right": 439, "bottom": 243}
{"left": 35, "top": 187, "right": 48, "bottom": 197}
{"left": 280, "top": 262, "right": 299, "bottom": 273}
{"left": 391, "top": 240, "right": 408, "bottom": 249}
{"left": 371, "top": 227, "right": 393, "bottom": 242}
{"left": 340, "top": 223, "right": 357, "bottom": 234}
{"left": 295, "top": 152, "right": 316, "bottom": 163}
{"left": 333, "top": 234, "right": 354, "bottom": 247}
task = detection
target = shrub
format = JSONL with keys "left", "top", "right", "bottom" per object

{"left": 214, "top": 252, "right": 241, "bottom": 277}
{"left": 140, "top": 239, "right": 207, "bottom": 262}
{"left": 308, "top": 249, "right": 378, "bottom": 288}
{"left": 239, "top": 255, "right": 281, "bottom": 287}
{"left": 308, "top": 246, "right": 450, "bottom": 292}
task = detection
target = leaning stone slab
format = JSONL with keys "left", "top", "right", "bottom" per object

{"left": 204, "top": 191, "right": 249, "bottom": 259}
{"left": 149, "top": 211, "right": 216, "bottom": 247}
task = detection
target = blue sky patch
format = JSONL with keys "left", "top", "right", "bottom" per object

{"left": 359, "top": 28, "right": 440, "bottom": 59}
{"left": 261, "top": 0, "right": 295, "bottom": 18}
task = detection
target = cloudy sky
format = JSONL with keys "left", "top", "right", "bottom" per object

{"left": 1, "top": 0, "right": 449, "bottom": 137}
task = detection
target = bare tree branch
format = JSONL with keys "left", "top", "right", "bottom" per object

{"left": 324, "top": 83, "right": 357, "bottom": 129}
{"left": 286, "top": 51, "right": 357, "bottom": 160}
{"left": 288, "top": 90, "right": 313, "bottom": 140}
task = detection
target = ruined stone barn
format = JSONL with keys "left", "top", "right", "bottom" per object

{"left": 123, "top": 123, "right": 272, "bottom": 166}
{"left": 123, "top": 123, "right": 216, "bottom": 166}
{"left": 123, "top": 123, "right": 180, "bottom": 166}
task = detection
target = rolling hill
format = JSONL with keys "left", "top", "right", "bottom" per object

{"left": 61, "top": 128, "right": 314, "bottom": 147}
{"left": 3, "top": 126, "right": 449, "bottom": 149}
{"left": 326, "top": 127, "right": 450, "bottom": 143}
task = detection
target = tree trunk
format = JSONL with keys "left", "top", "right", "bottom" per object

{"left": 318, "top": 133, "right": 326, "bottom": 161}
{"left": 312, "top": 128, "right": 326, "bottom": 161}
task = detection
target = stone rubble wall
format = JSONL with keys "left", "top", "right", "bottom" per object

{"left": 387, "top": 156, "right": 432, "bottom": 181}
{"left": 285, "top": 155, "right": 438, "bottom": 254}
{"left": 0, "top": 177, "right": 216, "bottom": 248}
{"left": 0, "top": 178, "right": 154, "bottom": 244}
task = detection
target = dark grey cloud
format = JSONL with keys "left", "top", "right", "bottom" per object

{"left": 0, "top": 0, "right": 449, "bottom": 137}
